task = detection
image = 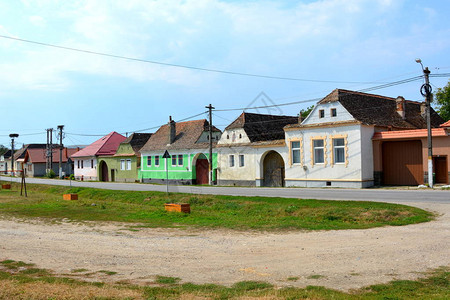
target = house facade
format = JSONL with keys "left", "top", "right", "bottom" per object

{"left": 139, "top": 117, "right": 221, "bottom": 185}
{"left": 97, "top": 133, "right": 152, "bottom": 182}
{"left": 71, "top": 132, "right": 126, "bottom": 181}
{"left": 23, "top": 147, "right": 78, "bottom": 177}
{"left": 283, "top": 89, "right": 444, "bottom": 188}
{"left": 217, "top": 112, "right": 298, "bottom": 187}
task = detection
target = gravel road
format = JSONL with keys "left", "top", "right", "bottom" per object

{"left": 0, "top": 199, "right": 449, "bottom": 291}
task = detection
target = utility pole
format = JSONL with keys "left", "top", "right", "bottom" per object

{"left": 416, "top": 59, "right": 433, "bottom": 188}
{"left": 205, "top": 104, "right": 215, "bottom": 185}
{"left": 9, "top": 134, "right": 19, "bottom": 176}
{"left": 57, "top": 125, "right": 64, "bottom": 178}
{"left": 46, "top": 128, "right": 54, "bottom": 173}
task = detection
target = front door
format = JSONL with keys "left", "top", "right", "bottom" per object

{"left": 263, "top": 151, "right": 285, "bottom": 187}
{"left": 101, "top": 162, "right": 109, "bottom": 182}
{"left": 196, "top": 159, "right": 209, "bottom": 185}
{"left": 434, "top": 156, "right": 448, "bottom": 184}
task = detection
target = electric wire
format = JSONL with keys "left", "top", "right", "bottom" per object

{"left": 0, "top": 34, "right": 389, "bottom": 84}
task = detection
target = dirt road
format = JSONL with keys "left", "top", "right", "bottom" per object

{"left": 0, "top": 201, "right": 449, "bottom": 291}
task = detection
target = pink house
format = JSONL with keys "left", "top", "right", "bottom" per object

{"left": 70, "top": 132, "right": 126, "bottom": 181}
{"left": 373, "top": 121, "right": 450, "bottom": 185}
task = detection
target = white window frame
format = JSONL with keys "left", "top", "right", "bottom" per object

{"left": 155, "top": 156, "right": 160, "bottom": 167}
{"left": 319, "top": 109, "right": 325, "bottom": 118}
{"left": 229, "top": 155, "right": 235, "bottom": 167}
{"left": 120, "top": 159, "right": 125, "bottom": 170}
{"left": 291, "top": 141, "right": 301, "bottom": 164}
{"left": 171, "top": 155, "right": 177, "bottom": 166}
{"left": 331, "top": 108, "right": 337, "bottom": 117}
{"left": 126, "top": 159, "right": 132, "bottom": 170}
{"left": 333, "top": 138, "right": 345, "bottom": 164}
{"left": 239, "top": 154, "right": 244, "bottom": 167}
{"left": 313, "top": 139, "right": 325, "bottom": 164}
{"left": 178, "top": 154, "right": 183, "bottom": 166}
{"left": 147, "top": 156, "right": 151, "bottom": 166}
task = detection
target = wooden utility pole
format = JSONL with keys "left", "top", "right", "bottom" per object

{"left": 46, "top": 128, "right": 53, "bottom": 173}
{"left": 9, "top": 134, "right": 19, "bottom": 176}
{"left": 57, "top": 125, "right": 64, "bottom": 178}
{"left": 205, "top": 104, "right": 215, "bottom": 185}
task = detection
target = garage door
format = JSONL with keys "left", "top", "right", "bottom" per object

{"left": 382, "top": 140, "right": 423, "bottom": 185}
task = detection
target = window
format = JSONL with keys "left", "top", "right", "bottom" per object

{"left": 120, "top": 159, "right": 125, "bottom": 170}
{"left": 291, "top": 141, "right": 301, "bottom": 164}
{"left": 239, "top": 134, "right": 242, "bottom": 139}
{"left": 313, "top": 139, "right": 325, "bottom": 164}
{"left": 178, "top": 154, "right": 183, "bottom": 166}
{"left": 239, "top": 154, "right": 244, "bottom": 167}
{"left": 147, "top": 156, "right": 151, "bottom": 166}
{"left": 27, "top": 164, "right": 32, "bottom": 172}
{"left": 319, "top": 109, "right": 325, "bottom": 118}
{"left": 227, "top": 134, "right": 229, "bottom": 139}
{"left": 126, "top": 159, "right": 131, "bottom": 170}
{"left": 81, "top": 160, "right": 84, "bottom": 169}
{"left": 331, "top": 108, "right": 337, "bottom": 117}
{"left": 155, "top": 156, "right": 160, "bottom": 166}
{"left": 77, "top": 160, "right": 80, "bottom": 169}
{"left": 91, "top": 160, "right": 94, "bottom": 168}
{"left": 229, "top": 155, "right": 235, "bottom": 167}
{"left": 333, "top": 138, "right": 345, "bottom": 164}
{"left": 172, "top": 155, "right": 177, "bottom": 166}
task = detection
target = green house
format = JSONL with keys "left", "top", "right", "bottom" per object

{"left": 97, "top": 133, "right": 152, "bottom": 182}
{"left": 139, "top": 117, "right": 221, "bottom": 185}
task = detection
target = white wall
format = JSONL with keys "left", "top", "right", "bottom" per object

{"left": 284, "top": 124, "right": 372, "bottom": 187}
{"left": 73, "top": 157, "right": 97, "bottom": 180}
{"left": 217, "top": 145, "right": 255, "bottom": 182}
{"left": 218, "top": 128, "right": 251, "bottom": 145}
{"left": 302, "top": 102, "right": 354, "bottom": 125}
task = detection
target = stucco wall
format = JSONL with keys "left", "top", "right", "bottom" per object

{"left": 217, "top": 145, "right": 255, "bottom": 183}
{"left": 73, "top": 157, "right": 97, "bottom": 180}
{"left": 302, "top": 102, "right": 353, "bottom": 125}
{"left": 284, "top": 124, "right": 370, "bottom": 187}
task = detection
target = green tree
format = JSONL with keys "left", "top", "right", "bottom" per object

{"left": 0, "top": 145, "right": 8, "bottom": 156}
{"left": 299, "top": 105, "right": 314, "bottom": 120}
{"left": 434, "top": 80, "right": 450, "bottom": 121}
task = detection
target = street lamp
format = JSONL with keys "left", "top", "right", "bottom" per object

{"left": 416, "top": 58, "right": 433, "bottom": 188}
{"left": 9, "top": 134, "right": 19, "bottom": 177}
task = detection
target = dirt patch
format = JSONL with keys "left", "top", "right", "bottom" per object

{"left": 0, "top": 201, "right": 448, "bottom": 291}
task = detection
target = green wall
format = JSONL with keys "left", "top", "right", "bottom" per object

{"left": 97, "top": 142, "right": 140, "bottom": 182}
{"left": 139, "top": 152, "right": 217, "bottom": 181}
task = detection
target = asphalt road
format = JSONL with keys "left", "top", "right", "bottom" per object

{"left": 1, "top": 176, "right": 448, "bottom": 204}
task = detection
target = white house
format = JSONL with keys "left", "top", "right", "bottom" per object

{"left": 282, "top": 89, "right": 444, "bottom": 188}
{"left": 217, "top": 112, "right": 298, "bottom": 187}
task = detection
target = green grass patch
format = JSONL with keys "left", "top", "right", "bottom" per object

{"left": 0, "top": 181, "right": 434, "bottom": 231}
{"left": 0, "top": 260, "right": 448, "bottom": 299}
{"left": 307, "top": 274, "right": 326, "bottom": 279}
{"left": 98, "top": 270, "right": 118, "bottom": 276}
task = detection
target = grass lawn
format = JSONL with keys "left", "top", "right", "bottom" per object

{"left": 0, "top": 260, "right": 448, "bottom": 299}
{"left": 0, "top": 181, "right": 433, "bottom": 230}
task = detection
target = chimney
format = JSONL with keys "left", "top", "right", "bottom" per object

{"left": 420, "top": 102, "right": 426, "bottom": 117}
{"left": 64, "top": 147, "right": 68, "bottom": 159}
{"left": 396, "top": 96, "right": 406, "bottom": 119}
{"left": 168, "top": 116, "right": 176, "bottom": 144}
{"left": 298, "top": 111, "right": 303, "bottom": 124}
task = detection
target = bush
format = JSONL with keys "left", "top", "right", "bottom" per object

{"left": 69, "top": 174, "right": 75, "bottom": 180}
{"left": 45, "top": 170, "right": 56, "bottom": 178}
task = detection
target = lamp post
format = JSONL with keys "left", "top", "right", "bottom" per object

{"left": 416, "top": 58, "right": 433, "bottom": 188}
{"left": 9, "top": 134, "right": 19, "bottom": 176}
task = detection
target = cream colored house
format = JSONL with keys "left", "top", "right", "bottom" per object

{"left": 217, "top": 112, "right": 298, "bottom": 187}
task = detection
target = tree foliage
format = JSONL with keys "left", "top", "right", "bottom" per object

{"left": 299, "top": 105, "right": 314, "bottom": 120}
{"left": 434, "top": 80, "right": 450, "bottom": 121}
{"left": 0, "top": 145, "right": 8, "bottom": 156}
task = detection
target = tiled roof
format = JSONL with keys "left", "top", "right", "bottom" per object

{"left": 316, "top": 89, "right": 443, "bottom": 129}
{"left": 140, "top": 119, "right": 220, "bottom": 151}
{"left": 114, "top": 133, "right": 152, "bottom": 156}
{"left": 372, "top": 128, "right": 448, "bottom": 140}
{"left": 440, "top": 120, "right": 450, "bottom": 127}
{"left": 71, "top": 132, "right": 126, "bottom": 158}
{"left": 225, "top": 112, "right": 298, "bottom": 142}
{"left": 25, "top": 148, "right": 79, "bottom": 163}
{"left": 13, "top": 144, "right": 52, "bottom": 160}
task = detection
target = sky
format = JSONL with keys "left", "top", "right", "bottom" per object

{"left": 0, "top": 0, "right": 449, "bottom": 148}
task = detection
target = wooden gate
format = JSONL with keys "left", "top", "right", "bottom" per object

{"left": 434, "top": 156, "right": 448, "bottom": 184}
{"left": 195, "top": 159, "right": 209, "bottom": 185}
{"left": 263, "top": 151, "right": 285, "bottom": 187}
{"left": 101, "top": 162, "right": 109, "bottom": 182}
{"left": 382, "top": 141, "right": 422, "bottom": 185}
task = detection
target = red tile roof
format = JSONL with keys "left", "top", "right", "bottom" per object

{"left": 25, "top": 148, "right": 79, "bottom": 163}
{"left": 70, "top": 132, "right": 126, "bottom": 158}
{"left": 440, "top": 120, "right": 450, "bottom": 127}
{"left": 372, "top": 128, "right": 448, "bottom": 140}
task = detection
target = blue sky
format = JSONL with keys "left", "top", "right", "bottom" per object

{"left": 1, "top": 0, "right": 449, "bottom": 147}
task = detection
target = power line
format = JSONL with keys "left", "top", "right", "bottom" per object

{"left": 0, "top": 34, "right": 389, "bottom": 84}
